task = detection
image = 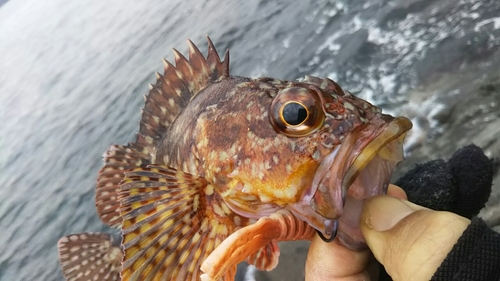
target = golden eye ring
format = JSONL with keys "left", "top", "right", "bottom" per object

{"left": 270, "top": 87, "right": 325, "bottom": 137}
{"left": 279, "top": 101, "right": 309, "bottom": 127}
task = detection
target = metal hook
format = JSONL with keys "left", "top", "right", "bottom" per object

{"left": 316, "top": 220, "right": 338, "bottom": 243}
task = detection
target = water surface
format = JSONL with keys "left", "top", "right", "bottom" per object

{"left": 1, "top": 0, "right": 499, "bottom": 280}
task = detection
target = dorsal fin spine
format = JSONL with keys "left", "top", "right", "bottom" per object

{"left": 155, "top": 71, "right": 161, "bottom": 79}
{"left": 222, "top": 49, "right": 230, "bottom": 77}
{"left": 163, "top": 59, "right": 189, "bottom": 101}
{"left": 172, "top": 48, "right": 193, "bottom": 80}
{"left": 131, "top": 37, "right": 229, "bottom": 161}
{"left": 187, "top": 40, "right": 211, "bottom": 84}
{"left": 172, "top": 48, "right": 196, "bottom": 94}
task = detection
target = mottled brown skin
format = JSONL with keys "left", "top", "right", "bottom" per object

{"left": 62, "top": 38, "right": 409, "bottom": 281}
{"left": 156, "top": 74, "right": 387, "bottom": 226}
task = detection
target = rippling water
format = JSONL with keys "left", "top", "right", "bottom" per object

{"left": 1, "top": 0, "right": 499, "bottom": 280}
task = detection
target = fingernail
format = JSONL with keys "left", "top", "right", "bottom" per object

{"left": 364, "top": 196, "right": 417, "bottom": 232}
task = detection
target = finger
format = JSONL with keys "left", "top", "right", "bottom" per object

{"left": 303, "top": 185, "right": 407, "bottom": 281}
{"left": 305, "top": 234, "right": 375, "bottom": 281}
{"left": 360, "top": 195, "right": 470, "bottom": 281}
{"left": 387, "top": 184, "right": 407, "bottom": 200}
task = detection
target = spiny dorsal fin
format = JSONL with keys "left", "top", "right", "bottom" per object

{"left": 57, "top": 233, "right": 122, "bottom": 281}
{"left": 118, "top": 165, "right": 236, "bottom": 281}
{"left": 96, "top": 144, "right": 151, "bottom": 227}
{"left": 95, "top": 38, "right": 227, "bottom": 228}
{"left": 135, "top": 36, "right": 229, "bottom": 151}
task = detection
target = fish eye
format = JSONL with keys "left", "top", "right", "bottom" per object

{"left": 270, "top": 87, "right": 324, "bottom": 137}
{"left": 281, "top": 102, "right": 308, "bottom": 126}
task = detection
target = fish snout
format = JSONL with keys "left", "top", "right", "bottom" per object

{"left": 292, "top": 116, "right": 412, "bottom": 248}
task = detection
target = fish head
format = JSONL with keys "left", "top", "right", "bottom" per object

{"left": 277, "top": 76, "right": 412, "bottom": 249}
{"left": 193, "top": 75, "right": 411, "bottom": 249}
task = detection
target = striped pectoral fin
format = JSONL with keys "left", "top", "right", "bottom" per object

{"left": 200, "top": 210, "right": 316, "bottom": 281}
{"left": 57, "top": 233, "right": 122, "bottom": 281}
{"left": 119, "top": 165, "right": 237, "bottom": 281}
{"left": 245, "top": 241, "right": 280, "bottom": 271}
{"left": 96, "top": 144, "right": 152, "bottom": 228}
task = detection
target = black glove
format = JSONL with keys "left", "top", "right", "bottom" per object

{"left": 378, "top": 144, "right": 495, "bottom": 281}
{"left": 395, "top": 144, "right": 493, "bottom": 218}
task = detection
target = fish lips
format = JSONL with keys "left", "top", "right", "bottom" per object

{"left": 288, "top": 116, "right": 412, "bottom": 249}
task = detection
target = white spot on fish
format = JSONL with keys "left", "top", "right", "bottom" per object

{"left": 259, "top": 193, "right": 273, "bottom": 203}
{"left": 312, "top": 149, "right": 320, "bottom": 160}
{"left": 205, "top": 185, "right": 214, "bottom": 196}
{"left": 265, "top": 161, "right": 271, "bottom": 170}
{"left": 343, "top": 102, "right": 355, "bottom": 111}
{"left": 234, "top": 216, "right": 242, "bottom": 226}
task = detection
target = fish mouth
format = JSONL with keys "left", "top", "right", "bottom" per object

{"left": 288, "top": 116, "right": 412, "bottom": 250}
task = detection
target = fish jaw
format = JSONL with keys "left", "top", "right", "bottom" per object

{"left": 288, "top": 115, "right": 412, "bottom": 249}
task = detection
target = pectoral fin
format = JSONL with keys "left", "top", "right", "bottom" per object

{"left": 96, "top": 144, "right": 151, "bottom": 227}
{"left": 119, "top": 165, "right": 237, "bottom": 281}
{"left": 245, "top": 241, "right": 280, "bottom": 271}
{"left": 200, "top": 210, "right": 315, "bottom": 281}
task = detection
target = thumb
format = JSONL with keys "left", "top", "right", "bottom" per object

{"left": 360, "top": 195, "right": 470, "bottom": 281}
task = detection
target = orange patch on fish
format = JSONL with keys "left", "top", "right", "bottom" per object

{"left": 57, "top": 37, "right": 412, "bottom": 281}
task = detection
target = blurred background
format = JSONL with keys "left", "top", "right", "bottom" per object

{"left": 1, "top": 0, "right": 499, "bottom": 280}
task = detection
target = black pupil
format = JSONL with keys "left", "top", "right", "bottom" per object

{"left": 283, "top": 103, "right": 308, "bottom": 125}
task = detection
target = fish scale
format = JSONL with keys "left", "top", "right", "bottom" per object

{"left": 57, "top": 36, "right": 411, "bottom": 281}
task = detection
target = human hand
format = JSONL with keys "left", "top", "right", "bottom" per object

{"left": 305, "top": 184, "right": 471, "bottom": 281}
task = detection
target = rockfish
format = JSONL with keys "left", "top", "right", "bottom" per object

{"left": 57, "top": 37, "right": 412, "bottom": 281}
